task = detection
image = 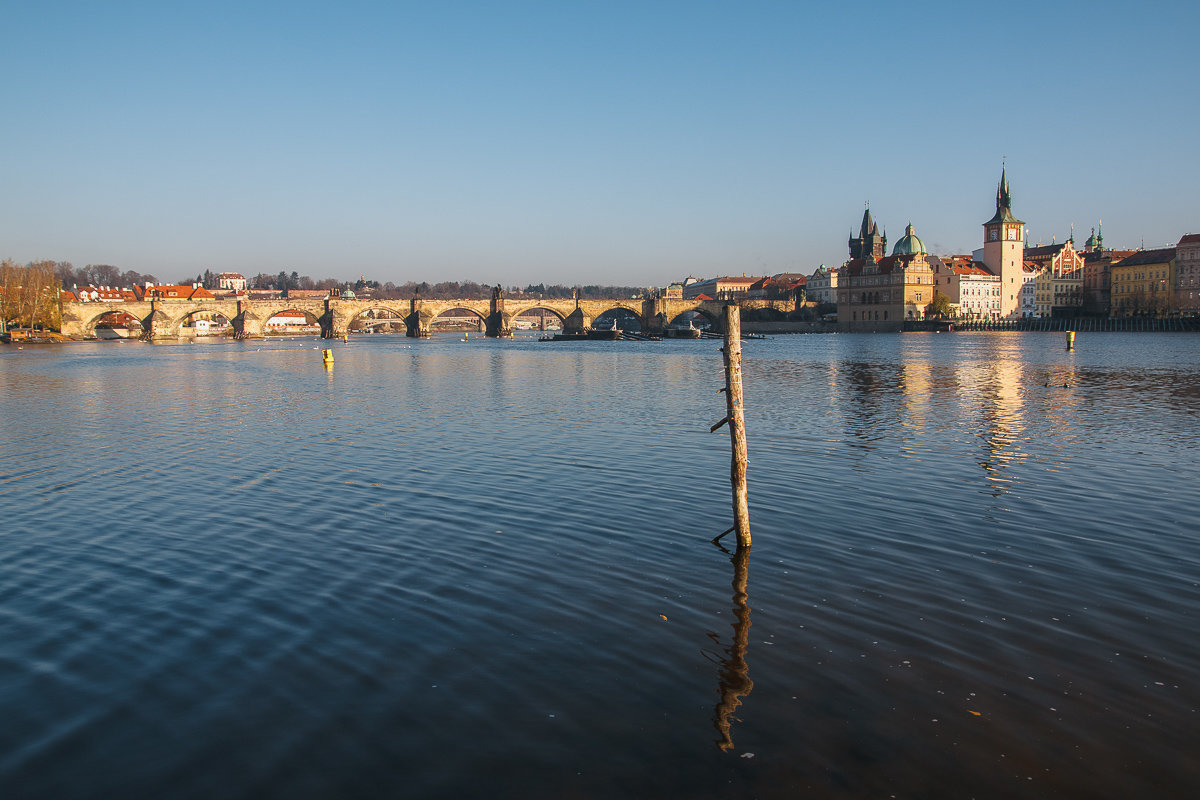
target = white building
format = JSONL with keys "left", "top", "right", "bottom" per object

{"left": 957, "top": 268, "right": 1001, "bottom": 318}
{"left": 929, "top": 256, "right": 1001, "bottom": 318}
{"left": 217, "top": 273, "right": 247, "bottom": 291}
{"left": 806, "top": 265, "right": 838, "bottom": 304}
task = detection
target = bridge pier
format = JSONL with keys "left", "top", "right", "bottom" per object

{"left": 563, "top": 306, "right": 592, "bottom": 335}
{"left": 486, "top": 286, "right": 512, "bottom": 337}
{"left": 641, "top": 297, "right": 668, "bottom": 336}
{"left": 140, "top": 301, "right": 176, "bottom": 340}
{"left": 319, "top": 300, "right": 336, "bottom": 339}
{"left": 405, "top": 312, "right": 432, "bottom": 338}
{"left": 405, "top": 299, "right": 431, "bottom": 337}
{"left": 486, "top": 312, "right": 511, "bottom": 337}
{"left": 232, "top": 300, "right": 264, "bottom": 339}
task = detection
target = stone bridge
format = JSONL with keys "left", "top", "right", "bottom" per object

{"left": 60, "top": 293, "right": 797, "bottom": 339}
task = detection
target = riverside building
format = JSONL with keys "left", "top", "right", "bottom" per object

{"left": 837, "top": 222, "right": 935, "bottom": 332}
{"left": 1175, "top": 234, "right": 1200, "bottom": 315}
{"left": 1111, "top": 247, "right": 1177, "bottom": 316}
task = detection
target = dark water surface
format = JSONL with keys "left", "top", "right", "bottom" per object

{"left": 2, "top": 332, "right": 1198, "bottom": 798}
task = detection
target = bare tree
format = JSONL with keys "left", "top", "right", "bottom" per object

{"left": 1, "top": 260, "right": 61, "bottom": 330}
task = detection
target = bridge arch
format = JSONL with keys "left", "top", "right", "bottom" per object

{"left": 668, "top": 308, "right": 718, "bottom": 329}
{"left": 423, "top": 306, "right": 485, "bottom": 335}
{"left": 344, "top": 305, "right": 409, "bottom": 333}
{"left": 87, "top": 309, "right": 145, "bottom": 339}
{"left": 592, "top": 305, "right": 644, "bottom": 331}
{"left": 263, "top": 308, "right": 323, "bottom": 334}
{"left": 176, "top": 308, "right": 233, "bottom": 336}
{"left": 599, "top": 301, "right": 643, "bottom": 317}
{"left": 509, "top": 305, "right": 566, "bottom": 331}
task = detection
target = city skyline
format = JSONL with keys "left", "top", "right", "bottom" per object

{"left": 4, "top": 1, "right": 1196, "bottom": 286}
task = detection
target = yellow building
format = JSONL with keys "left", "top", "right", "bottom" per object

{"left": 1111, "top": 247, "right": 1177, "bottom": 316}
{"left": 837, "top": 223, "right": 935, "bottom": 332}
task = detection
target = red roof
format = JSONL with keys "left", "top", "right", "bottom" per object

{"left": 951, "top": 263, "right": 995, "bottom": 277}
{"left": 134, "top": 284, "right": 215, "bottom": 300}
{"left": 71, "top": 286, "right": 137, "bottom": 302}
{"left": 1179, "top": 234, "right": 1200, "bottom": 245}
{"left": 695, "top": 293, "right": 714, "bottom": 301}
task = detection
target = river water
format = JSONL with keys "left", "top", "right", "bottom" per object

{"left": 2, "top": 332, "right": 1198, "bottom": 798}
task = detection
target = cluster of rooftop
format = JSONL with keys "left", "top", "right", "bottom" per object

{"left": 818, "top": 171, "right": 1196, "bottom": 331}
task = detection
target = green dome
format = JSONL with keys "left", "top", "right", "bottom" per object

{"left": 342, "top": 289, "right": 357, "bottom": 300}
{"left": 892, "top": 222, "right": 927, "bottom": 256}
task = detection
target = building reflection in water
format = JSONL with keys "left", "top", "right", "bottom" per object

{"left": 842, "top": 360, "right": 888, "bottom": 451}
{"left": 975, "top": 357, "right": 1033, "bottom": 498}
{"left": 897, "top": 360, "right": 932, "bottom": 444}
{"left": 707, "top": 545, "right": 753, "bottom": 751}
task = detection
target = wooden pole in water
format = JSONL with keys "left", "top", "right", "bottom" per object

{"left": 722, "top": 304, "right": 751, "bottom": 548}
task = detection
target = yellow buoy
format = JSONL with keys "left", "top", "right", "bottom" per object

{"left": 322, "top": 348, "right": 334, "bottom": 363}
{"left": 1066, "top": 331, "right": 1075, "bottom": 350}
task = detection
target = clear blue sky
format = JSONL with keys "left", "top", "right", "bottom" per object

{"left": 4, "top": 0, "right": 1196, "bottom": 287}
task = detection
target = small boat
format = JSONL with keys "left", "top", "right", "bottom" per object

{"left": 586, "top": 319, "right": 621, "bottom": 339}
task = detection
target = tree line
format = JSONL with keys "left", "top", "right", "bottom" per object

{"left": 196, "top": 273, "right": 650, "bottom": 300}
{"left": 2, "top": 260, "right": 63, "bottom": 330}
{"left": 56, "top": 262, "right": 159, "bottom": 290}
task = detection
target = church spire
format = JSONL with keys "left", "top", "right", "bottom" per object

{"left": 985, "top": 167, "right": 1022, "bottom": 226}
{"left": 997, "top": 167, "right": 1012, "bottom": 213}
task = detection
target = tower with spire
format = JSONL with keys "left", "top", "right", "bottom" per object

{"left": 848, "top": 206, "right": 887, "bottom": 260}
{"left": 982, "top": 168, "right": 1026, "bottom": 317}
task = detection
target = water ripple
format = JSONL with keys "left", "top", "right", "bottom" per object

{"left": 2, "top": 333, "right": 1200, "bottom": 797}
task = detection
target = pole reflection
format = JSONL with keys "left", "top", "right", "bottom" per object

{"left": 709, "top": 545, "right": 753, "bottom": 751}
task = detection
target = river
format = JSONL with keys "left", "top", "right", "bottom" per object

{"left": 2, "top": 332, "right": 1198, "bottom": 798}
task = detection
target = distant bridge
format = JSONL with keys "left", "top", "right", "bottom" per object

{"left": 60, "top": 293, "right": 797, "bottom": 339}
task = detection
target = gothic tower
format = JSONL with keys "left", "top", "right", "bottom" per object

{"left": 982, "top": 169, "right": 1025, "bottom": 317}
{"left": 849, "top": 207, "right": 887, "bottom": 260}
